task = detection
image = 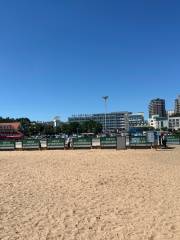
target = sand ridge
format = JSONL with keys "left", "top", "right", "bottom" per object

{"left": 0, "top": 148, "right": 180, "bottom": 239}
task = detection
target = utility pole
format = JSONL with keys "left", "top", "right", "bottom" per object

{"left": 102, "top": 96, "right": 109, "bottom": 134}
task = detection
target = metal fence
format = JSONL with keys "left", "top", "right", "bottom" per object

{"left": 129, "top": 136, "right": 153, "bottom": 148}
{"left": 47, "top": 138, "right": 65, "bottom": 149}
{"left": 72, "top": 137, "right": 92, "bottom": 149}
{"left": 167, "top": 136, "right": 180, "bottom": 145}
{"left": 0, "top": 135, "right": 179, "bottom": 151}
{"left": 100, "top": 137, "right": 117, "bottom": 148}
{"left": 0, "top": 141, "right": 15, "bottom": 150}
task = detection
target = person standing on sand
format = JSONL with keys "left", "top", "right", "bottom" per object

{"left": 154, "top": 132, "right": 158, "bottom": 150}
{"left": 161, "top": 133, "right": 165, "bottom": 147}
{"left": 159, "top": 134, "right": 162, "bottom": 147}
{"left": 67, "top": 137, "right": 71, "bottom": 148}
{"left": 162, "top": 134, "right": 167, "bottom": 148}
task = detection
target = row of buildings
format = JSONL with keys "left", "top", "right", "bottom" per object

{"left": 1, "top": 96, "right": 179, "bottom": 139}
{"left": 68, "top": 95, "right": 180, "bottom": 132}
{"left": 148, "top": 96, "right": 180, "bottom": 131}
{"left": 148, "top": 96, "right": 180, "bottom": 118}
{"left": 68, "top": 112, "right": 145, "bottom": 133}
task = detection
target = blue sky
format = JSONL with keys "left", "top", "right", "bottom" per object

{"left": 0, "top": 0, "right": 179, "bottom": 121}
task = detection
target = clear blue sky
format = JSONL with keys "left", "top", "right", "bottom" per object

{"left": 0, "top": 0, "right": 179, "bottom": 121}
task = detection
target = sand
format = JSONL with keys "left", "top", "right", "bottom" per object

{"left": 0, "top": 147, "right": 180, "bottom": 240}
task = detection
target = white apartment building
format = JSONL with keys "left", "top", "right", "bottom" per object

{"left": 148, "top": 115, "right": 168, "bottom": 129}
{"left": 167, "top": 110, "right": 174, "bottom": 117}
{"left": 168, "top": 116, "right": 180, "bottom": 130}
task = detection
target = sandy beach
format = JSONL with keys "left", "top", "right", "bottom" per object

{"left": 0, "top": 147, "right": 180, "bottom": 240}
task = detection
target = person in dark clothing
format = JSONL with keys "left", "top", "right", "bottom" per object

{"left": 162, "top": 134, "right": 167, "bottom": 148}
{"left": 159, "top": 135, "right": 162, "bottom": 147}
{"left": 154, "top": 132, "right": 158, "bottom": 150}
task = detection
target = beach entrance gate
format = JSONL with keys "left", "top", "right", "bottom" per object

{"left": 72, "top": 137, "right": 92, "bottom": 149}
{"left": 47, "top": 138, "right": 65, "bottom": 149}
{"left": 100, "top": 137, "right": 117, "bottom": 148}
{"left": 22, "top": 139, "right": 40, "bottom": 150}
{"left": 0, "top": 141, "right": 15, "bottom": 150}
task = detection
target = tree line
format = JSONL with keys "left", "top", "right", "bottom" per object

{"left": 0, "top": 117, "right": 103, "bottom": 136}
{"left": 1, "top": 116, "right": 180, "bottom": 136}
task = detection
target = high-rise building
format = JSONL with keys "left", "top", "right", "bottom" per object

{"left": 175, "top": 95, "right": 180, "bottom": 114}
{"left": 68, "top": 111, "right": 130, "bottom": 132}
{"left": 148, "top": 98, "right": 166, "bottom": 118}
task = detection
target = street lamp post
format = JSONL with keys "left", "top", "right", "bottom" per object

{"left": 102, "top": 96, "right": 109, "bottom": 134}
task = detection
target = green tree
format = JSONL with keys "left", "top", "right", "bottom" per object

{"left": 55, "top": 126, "right": 62, "bottom": 134}
{"left": 69, "top": 122, "right": 81, "bottom": 134}
{"left": 17, "top": 118, "right": 31, "bottom": 136}
{"left": 43, "top": 125, "right": 54, "bottom": 135}
{"left": 61, "top": 123, "right": 71, "bottom": 135}
{"left": 81, "top": 120, "right": 102, "bottom": 134}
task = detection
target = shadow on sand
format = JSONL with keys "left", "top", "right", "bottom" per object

{"left": 156, "top": 146, "right": 176, "bottom": 151}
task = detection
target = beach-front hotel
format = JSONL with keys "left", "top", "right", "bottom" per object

{"left": 68, "top": 112, "right": 130, "bottom": 132}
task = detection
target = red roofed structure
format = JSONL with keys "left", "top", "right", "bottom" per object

{"left": 0, "top": 122, "right": 23, "bottom": 140}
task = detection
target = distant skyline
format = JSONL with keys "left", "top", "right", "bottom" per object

{"left": 0, "top": 0, "right": 179, "bottom": 121}
{"left": 0, "top": 93, "right": 179, "bottom": 121}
